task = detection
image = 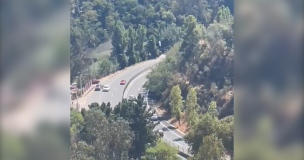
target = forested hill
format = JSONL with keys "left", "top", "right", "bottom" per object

{"left": 70, "top": 0, "right": 234, "bottom": 83}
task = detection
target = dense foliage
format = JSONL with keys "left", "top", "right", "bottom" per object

{"left": 70, "top": 0, "right": 233, "bottom": 83}
{"left": 71, "top": 96, "right": 179, "bottom": 160}
{"left": 70, "top": 0, "right": 234, "bottom": 159}
{"left": 145, "top": 6, "right": 234, "bottom": 117}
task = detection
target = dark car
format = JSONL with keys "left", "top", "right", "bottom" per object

{"left": 94, "top": 84, "right": 101, "bottom": 91}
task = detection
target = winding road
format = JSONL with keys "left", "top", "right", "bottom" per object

{"left": 81, "top": 56, "right": 190, "bottom": 158}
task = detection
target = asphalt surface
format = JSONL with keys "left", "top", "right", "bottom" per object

{"left": 85, "top": 59, "right": 160, "bottom": 109}
{"left": 85, "top": 57, "right": 190, "bottom": 158}
{"left": 125, "top": 75, "right": 191, "bottom": 156}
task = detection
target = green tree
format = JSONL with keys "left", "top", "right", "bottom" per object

{"left": 98, "top": 59, "right": 114, "bottom": 76}
{"left": 189, "top": 134, "right": 224, "bottom": 160}
{"left": 218, "top": 115, "right": 234, "bottom": 152}
{"left": 208, "top": 101, "right": 218, "bottom": 118}
{"left": 112, "top": 98, "right": 157, "bottom": 159}
{"left": 184, "top": 113, "right": 219, "bottom": 154}
{"left": 126, "top": 26, "right": 139, "bottom": 65}
{"left": 146, "top": 35, "right": 159, "bottom": 59}
{"left": 83, "top": 109, "right": 134, "bottom": 160}
{"left": 215, "top": 5, "right": 233, "bottom": 25}
{"left": 112, "top": 21, "right": 128, "bottom": 69}
{"left": 70, "top": 140, "right": 95, "bottom": 160}
{"left": 70, "top": 108, "right": 85, "bottom": 132}
{"left": 135, "top": 25, "right": 147, "bottom": 61}
{"left": 144, "top": 42, "right": 181, "bottom": 99}
{"left": 185, "top": 87, "right": 199, "bottom": 126}
{"left": 169, "top": 85, "right": 183, "bottom": 124}
{"left": 141, "top": 140, "right": 181, "bottom": 160}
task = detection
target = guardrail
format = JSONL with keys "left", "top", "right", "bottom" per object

{"left": 122, "top": 64, "right": 157, "bottom": 98}
{"left": 162, "top": 138, "right": 192, "bottom": 158}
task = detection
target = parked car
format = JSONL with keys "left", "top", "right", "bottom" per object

{"left": 150, "top": 114, "right": 158, "bottom": 121}
{"left": 120, "top": 80, "right": 126, "bottom": 85}
{"left": 158, "top": 129, "right": 164, "bottom": 137}
{"left": 102, "top": 85, "right": 110, "bottom": 92}
{"left": 92, "top": 79, "right": 100, "bottom": 84}
{"left": 94, "top": 84, "right": 101, "bottom": 91}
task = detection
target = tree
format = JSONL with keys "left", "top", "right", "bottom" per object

{"left": 126, "top": 26, "right": 139, "bottom": 65}
{"left": 70, "top": 108, "right": 85, "bottom": 132}
{"left": 189, "top": 134, "right": 224, "bottom": 160}
{"left": 112, "top": 21, "right": 128, "bottom": 69}
{"left": 184, "top": 113, "right": 219, "bottom": 154}
{"left": 146, "top": 35, "right": 159, "bottom": 59}
{"left": 218, "top": 115, "right": 234, "bottom": 152}
{"left": 185, "top": 87, "right": 199, "bottom": 126}
{"left": 169, "top": 85, "right": 183, "bottom": 124}
{"left": 112, "top": 98, "right": 157, "bottom": 159}
{"left": 136, "top": 25, "right": 147, "bottom": 61}
{"left": 207, "top": 101, "right": 218, "bottom": 118}
{"left": 83, "top": 109, "right": 134, "bottom": 160}
{"left": 98, "top": 59, "right": 114, "bottom": 76}
{"left": 71, "top": 140, "right": 95, "bottom": 160}
{"left": 141, "top": 140, "right": 181, "bottom": 160}
{"left": 215, "top": 5, "right": 233, "bottom": 25}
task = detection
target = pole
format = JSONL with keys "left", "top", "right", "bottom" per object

{"left": 79, "top": 75, "right": 83, "bottom": 95}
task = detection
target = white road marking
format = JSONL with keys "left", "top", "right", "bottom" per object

{"left": 111, "top": 93, "right": 114, "bottom": 97}
{"left": 138, "top": 88, "right": 140, "bottom": 91}
{"left": 160, "top": 122, "right": 184, "bottom": 139}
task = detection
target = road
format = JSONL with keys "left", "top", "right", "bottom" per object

{"left": 125, "top": 75, "right": 191, "bottom": 156}
{"left": 85, "top": 59, "right": 160, "bottom": 109}
{"left": 84, "top": 57, "right": 190, "bottom": 158}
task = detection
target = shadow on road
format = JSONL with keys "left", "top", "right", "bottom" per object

{"left": 173, "top": 138, "right": 184, "bottom": 142}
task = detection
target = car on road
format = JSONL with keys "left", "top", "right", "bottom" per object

{"left": 94, "top": 84, "right": 101, "bottom": 91}
{"left": 158, "top": 129, "right": 164, "bottom": 137}
{"left": 150, "top": 114, "right": 158, "bottom": 121}
{"left": 128, "top": 95, "right": 136, "bottom": 100}
{"left": 102, "top": 85, "right": 110, "bottom": 92}
{"left": 120, "top": 80, "right": 126, "bottom": 85}
{"left": 92, "top": 79, "right": 100, "bottom": 84}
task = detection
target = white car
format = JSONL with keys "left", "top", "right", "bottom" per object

{"left": 158, "top": 129, "right": 164, "bottom": 137}
{"left": 128, "top": 95, "right": 136, "bottom": 100}
{"left": 150, "top": 114, "right": 158, "bottom": 121}
{"left": 102, "top": 85, "right": 110, "bottom": 92}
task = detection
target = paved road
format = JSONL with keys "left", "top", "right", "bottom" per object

{"left": 85, "top": 59, "right": 160, "bottom": 109}
{"left": 125, "top": 75, "right": 191, "bottom": 156}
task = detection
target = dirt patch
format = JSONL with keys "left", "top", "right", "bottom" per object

{"left": 167, "top": 112, "right": 189, "bottom": 133}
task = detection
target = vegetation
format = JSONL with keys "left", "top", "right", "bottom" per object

{"left": 70, "top": 0, "right": 234, "bottom": 159}
{"left": 169, "top": 85, "right": 183, "bottom": 124}
{"left": 141, "top": 140, "right": 181, "bottom": 160}
{"left": 71, "top": 96, "right": 161, "bottom": 160}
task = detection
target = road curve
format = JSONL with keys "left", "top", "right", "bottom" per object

{"left": 85, "top": 59, "right": 160, "bottom": 109}
{"left": 125, "top": 75, "right": 191, "bottom": 156}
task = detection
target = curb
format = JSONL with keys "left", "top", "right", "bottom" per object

{"left": 123, "top": 70, "right": 151, "bottom": 98}
{"left": 74, "top": 56, "right": 162, "bottom": 100}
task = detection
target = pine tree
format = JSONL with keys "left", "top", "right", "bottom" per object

{"left": 135, "top": 25, "right": 147, "bottom": 61}
{"left": 185, "top": 87, "right": 198, "bottom": 126}
{"left": 147, "top": 35, "right": 159, "bottom": 59}
{"left": 169, "top": 85, "right": 183, "bottom": 124}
